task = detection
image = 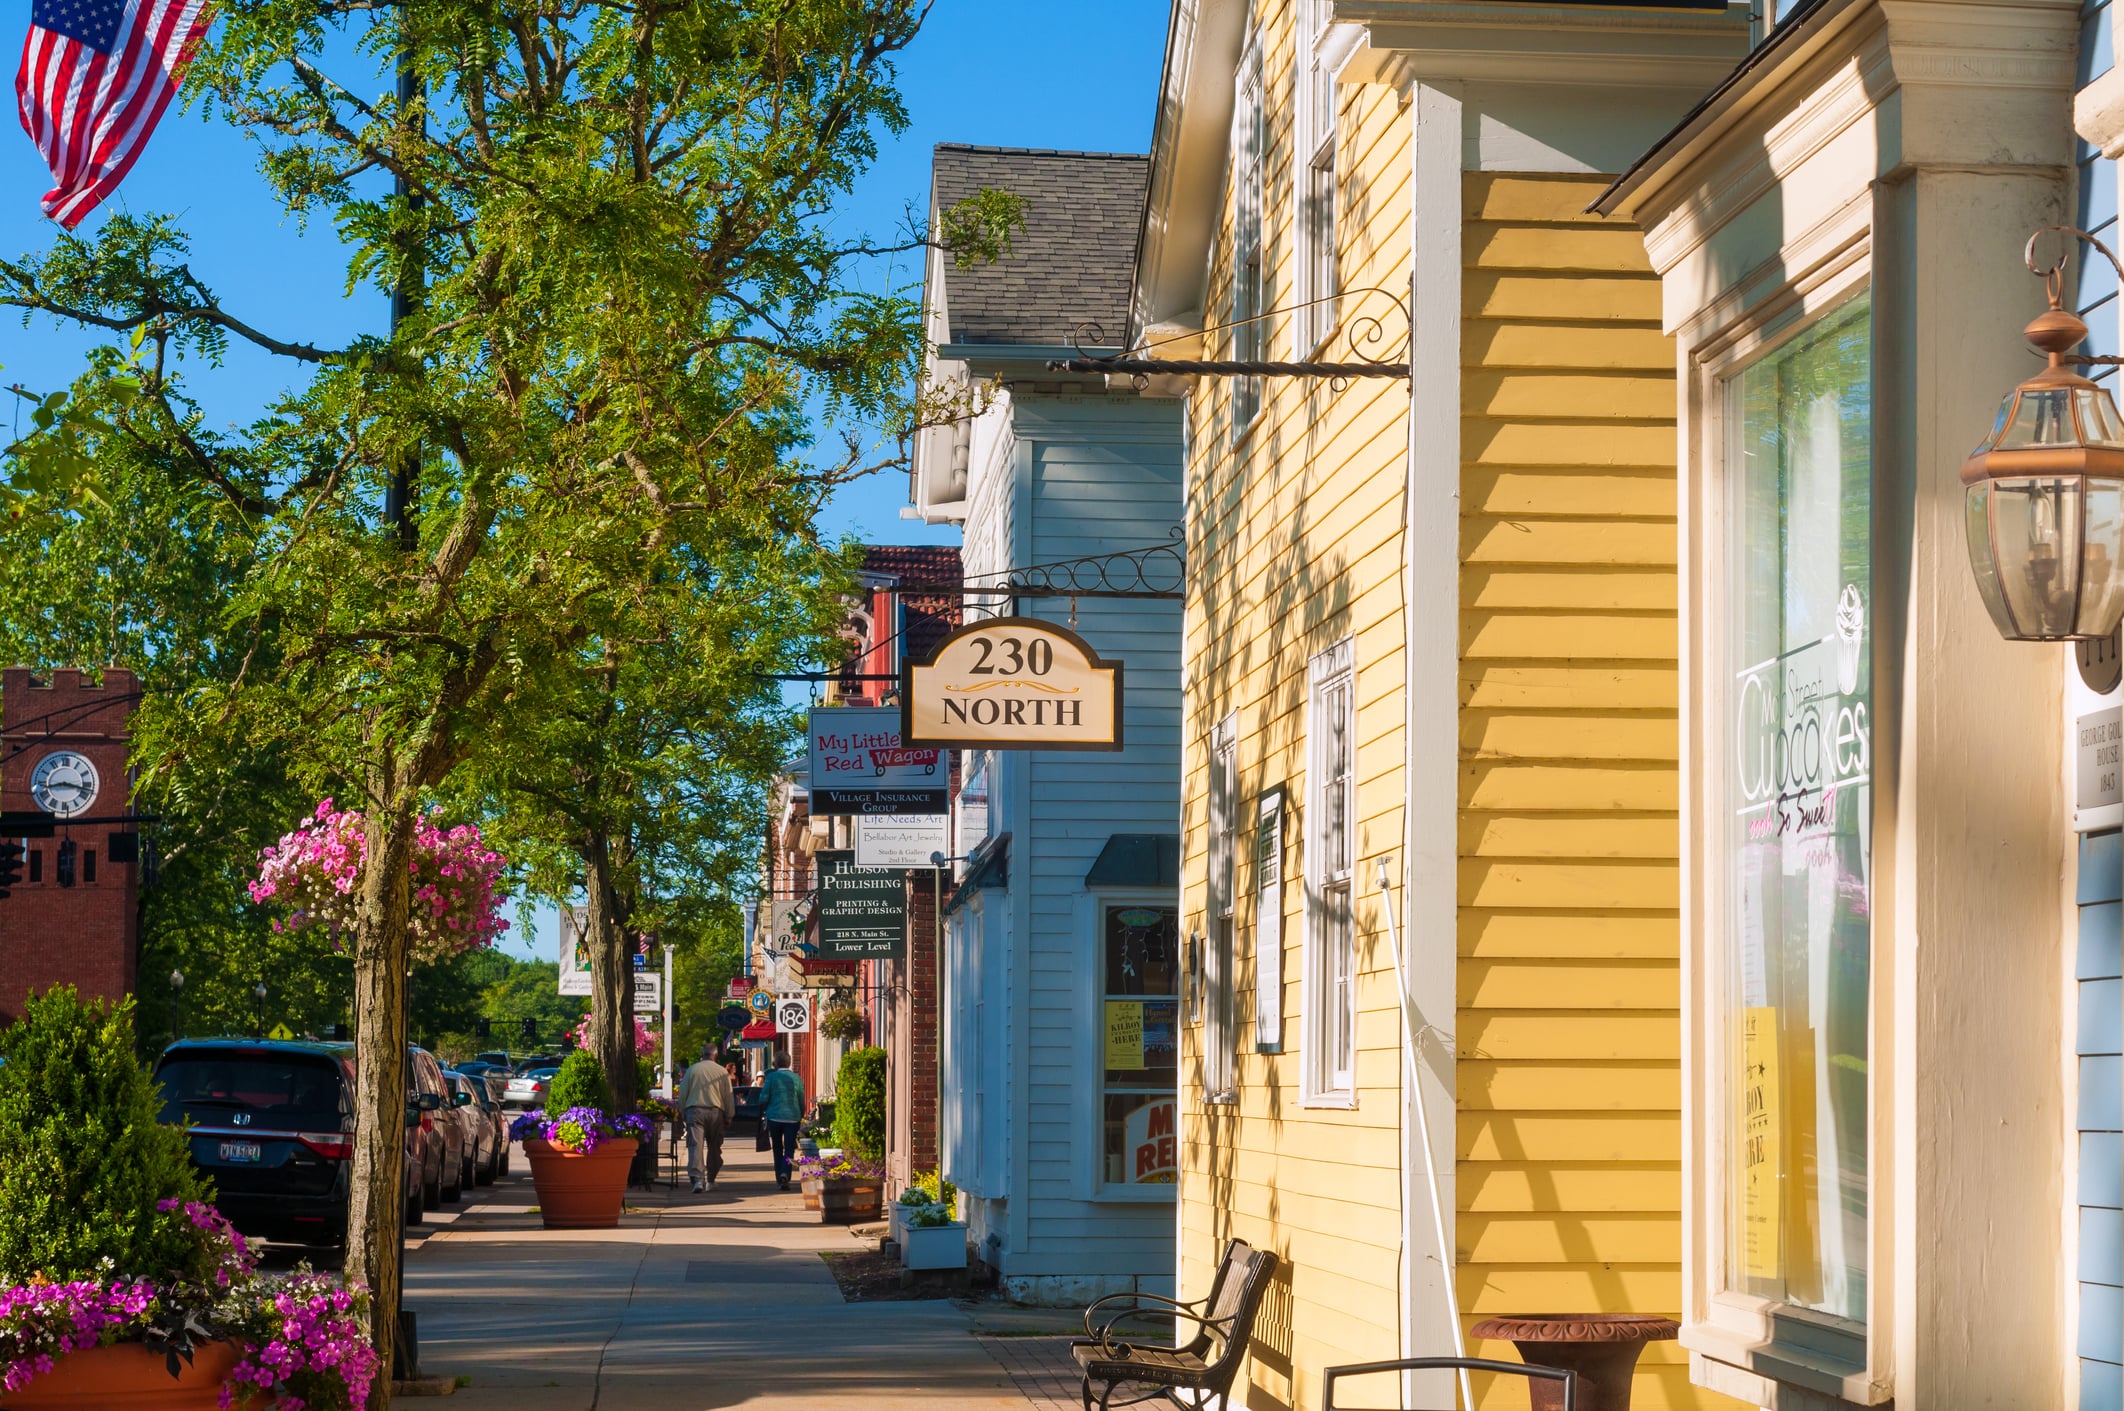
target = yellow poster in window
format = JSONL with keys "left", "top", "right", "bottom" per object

{"left": 1743, "top": 1006, "right": 1781, "bottom": 1281}
{"left": 1105, "top": 1001, "right": 1144, "bottom": 1070}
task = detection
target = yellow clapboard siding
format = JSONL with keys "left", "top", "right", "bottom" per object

{"left": 1465, "top": 270, "right": 1664, "bottom": 322}
{"left": 1459, "top": 857, "right": 1682, "bottom": 910}
{"left": 1461, "top": 1212, "right": 1684, "bottom": 1264}
{"left": 1461, "top": 711, "right": 1678, "bottom": 762}
{"left": 1467, "top": 221, "right": 1671, "bottom": 273}
{"left": 1465, "top": 418, "right": 1679, "bottom": 468}
{"left": 1466, "top": 320, "right": 1676, "bottom": 371}
{"left": 1462, "top": 761, "right": 1679, "bottom": 812}
{"left": 1462, "top": 517, "right": 1678, "bottom": 569}
{"left": 1461, "top": 1061, "right": 1681, "bottom": 1112}
{"left": 1465, "top": 369, "right": 1679, "bottom": 419}
{"left": 1463, "top": 665, "right": 1679, "bottom": 711}
{"left": 1460, "top": 1161, "right": 1683, "bottom": 1212}
{"left": 1459, "top": 813, "right": 1679, "bottom": 859}
{"left": 1460, "top": 911, "right": 1681, "bottom": 959}
{"left": 1461, "top": 959, "right": 1680, "bottom": 1011}
{"left": 1460, "top": 1266, "right": 1684, "bottom": 1312}
{"left": 1462, "top": 1012, "right": 1682, "bottom": 1062}
{"left": 1461, "top": 612, "right": 1679, "bottom": 663}
{"left": 1463, "top": 171, "right": 1617, "bottom": 220}
{"left": 1464, "top": 469, "right": 1679, "bottom": 520}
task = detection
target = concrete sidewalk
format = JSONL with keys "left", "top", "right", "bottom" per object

{"left": 404, "top": 1133, "right": 1038, "bottom": 1411}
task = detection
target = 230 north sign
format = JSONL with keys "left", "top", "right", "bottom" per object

{"left": 901, "top": 619, "right": 1123, "bottom": 751}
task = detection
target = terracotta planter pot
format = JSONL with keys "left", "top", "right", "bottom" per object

{"left": 1470, "top": 1314, "right": 1680, "bottom": 1411}
{"left": 1, "top": 1339, "right": 242, "bottom": 1410}
{"left": 522, "top": 1136, "right": 639, "bottom": 1229}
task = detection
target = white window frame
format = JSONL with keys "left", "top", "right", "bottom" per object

{"left": 1076, "top": 889, "right": 1184, "bottom": 1203}
{"left": 1205, "top": 714, "right": 1239, "bottom": 1102}
{"left": 1293, "top": 0, "right": 1338, "bottom": 355}
{"left": 1303, "top": 638, "right": 1356, "bottom": 1106}
{"left": 1681, "top": 247, "right": 1884, "bottom": 1403}
{"left": 1228, "top": 29, "right": 1265, "bottom": 439}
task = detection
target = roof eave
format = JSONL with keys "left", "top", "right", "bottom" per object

{"left": 1130, "top": 0, "right": 1248, "bottom": 344}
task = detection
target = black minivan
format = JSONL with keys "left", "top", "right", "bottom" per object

{"left": 155, "top": 1038, "right": 437, "bottom": 1247}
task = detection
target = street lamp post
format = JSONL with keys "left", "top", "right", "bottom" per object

{"left": 253, "top": 981, "right": 268, "bottom": 1038}
{"left": 661, "top": 943, "right": 675, "bottom": 1097}
{"left": 170, "top": 969, "right": 185, "bottom": 1041}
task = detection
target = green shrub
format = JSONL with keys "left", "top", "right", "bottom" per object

{"left": 829, "top": 1046, "right": 886, "bottom": 1159}
{"left": 545, "top": 1050, "right": 612, "bottom": 1115}
{"left": 0, "top": 988, "right": 206, "bottom": 1282}
{"left": 913, "top": 1166, "right": 958, "bottom": 1210}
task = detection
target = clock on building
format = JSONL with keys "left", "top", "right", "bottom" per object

{"left": 29, "top": 751, "right": 98, "bottom": 818}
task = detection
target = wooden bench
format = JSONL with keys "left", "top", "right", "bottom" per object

{"left": 1072, "top": 1238, "right": 1280, "bottom": 1411}
{"left": 1322, "top": 1355, "right": 1581, "bottom": 1410}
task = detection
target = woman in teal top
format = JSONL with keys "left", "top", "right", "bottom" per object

{"left": 761, "top": 1053, "right": 806, "bottom": 1190}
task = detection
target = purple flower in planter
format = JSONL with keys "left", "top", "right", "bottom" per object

{"left": 508, "top": 1106, "right": 651, "bottom": 1155}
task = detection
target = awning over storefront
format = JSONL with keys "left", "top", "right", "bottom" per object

{"left": 740, "top": 1019, "right": 776, "bottom": 1040}
{"left": 1084, "top": 833, "right": 1179, "bottom": 889}
{"left": 943, "top": 832, "right": 1009, "bottom": 915}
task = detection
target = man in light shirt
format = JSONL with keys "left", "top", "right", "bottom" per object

{"left": 679, "top": 1043, "right": 736, "bottom": 1193}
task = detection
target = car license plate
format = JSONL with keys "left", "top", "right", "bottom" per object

{"left": 218, "top": 1141, "right": 262, "bottom": 1163}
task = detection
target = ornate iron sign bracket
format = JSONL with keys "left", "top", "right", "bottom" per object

{"left": 1046, "top": 286, "right": 1413, "bottom": 387}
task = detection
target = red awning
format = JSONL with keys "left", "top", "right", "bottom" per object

{"left": 740, "top": 1019, "right": 776, "bottom": 1040}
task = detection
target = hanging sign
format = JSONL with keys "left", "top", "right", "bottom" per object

{"left": 902, "top": 619, "right": 1123, "bottom": 751}
{"left": 815, "top": 849, "right": 907, "bottom": 959}
{"left": 557, "top": 905, "right": 592, "bottom": 996}
{"left": 746, "top": 989, "right": 775, "bottom": 1017}
{"left": 808, "top": 706, "right": 946, "bottom": 815}
{"left": 856, "top": 814, "right": 950, "bottom": 868}
{"left": 632, "top": 972, "right": 662, "bottom": 1014}
{"left": 776, "top": 994, "right": 812, "bottom": 1035}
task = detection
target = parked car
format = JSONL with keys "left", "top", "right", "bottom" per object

{"left": 502, "top": 1065, "right": 561, "bottom": 1110}
{"left": 453, "top": 1059, "right": 512, "bottom": 1083}
{"left": 155, "top": 1038, "right": 433, "bottom": 1248}
{"left": 444, "top": 1068, "right": 504, "bottom": 1185}
{"left": 408, "top": 1045, "right": 466, "bottom": 1207}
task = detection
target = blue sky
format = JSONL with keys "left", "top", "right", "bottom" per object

{"left": 0, "top": 3, "right": 1171, "bottom": 961}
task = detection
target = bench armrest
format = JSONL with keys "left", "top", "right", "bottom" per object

{"left": 1082, "top": 1292, "right": 1198, "bottom": 1338}
{"left": 1094, "top": 1307, "right": 1234, "bottom": 1362}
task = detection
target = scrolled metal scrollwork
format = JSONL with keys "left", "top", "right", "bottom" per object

{"left": 1050, "top": 287, "right": 1412, "bottom": 382}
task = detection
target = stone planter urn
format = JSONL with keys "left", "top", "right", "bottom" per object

{"left": 1469, "top": 1314, "right": 1680, "bottom": 1411}
{"left": 1, "top": 1340, "right": 242, "bottom": 1409}
{"left": 900, "top": 1220, "right": 968, "bottom": 1271}
{"left": 521, "top": 1137, "right": 638, "bottom": 1229}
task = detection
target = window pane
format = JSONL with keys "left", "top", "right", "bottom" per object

{"left": 1104, "top": 904, "right": 1180, "bottom": 1187}
{"left": 1724, "top": 295, "right": 1872, "bottom": 1323}
{"left": 1326, "top": 881, "right": 1353, "bottom": 1082}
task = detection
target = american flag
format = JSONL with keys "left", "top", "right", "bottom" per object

{"left": 15, "top": 0, "right": 208, "bottom": 228}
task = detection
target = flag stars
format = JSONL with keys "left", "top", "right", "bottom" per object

{"left": 31, "top": 0, "right": 127, "bottom": 53}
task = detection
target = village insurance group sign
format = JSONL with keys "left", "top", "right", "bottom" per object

{"left": 902, "top": 619, "right": 1123, "bottom": 751}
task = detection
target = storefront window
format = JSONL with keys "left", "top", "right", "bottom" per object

{"left": 1724, "top": 295, "right": 1872, "bottom": 1323}
{"left": 1102, "top": 903, "right": 1179, "bottom": 1187}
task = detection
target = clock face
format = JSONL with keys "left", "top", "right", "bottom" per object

{"left": 29, "top": 751, "right": 98, "bottom": 818}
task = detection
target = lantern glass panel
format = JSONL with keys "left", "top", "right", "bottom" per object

{"left": 1984, "top": 477, "right": 2087, "bottom": 638}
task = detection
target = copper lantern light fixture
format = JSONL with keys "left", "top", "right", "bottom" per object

{"left": 1964, "top": 227, "right": 2124, "bottom": 641}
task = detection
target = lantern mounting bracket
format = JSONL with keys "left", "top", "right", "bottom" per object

{"left": 2029, "top": 227, "right": 2124, "bottom": 370}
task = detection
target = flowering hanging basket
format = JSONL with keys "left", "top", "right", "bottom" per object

{"left": 0, "top": 1340, "right": 242, "bottom": 1410}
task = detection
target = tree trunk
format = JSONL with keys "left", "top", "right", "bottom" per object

{"left": 348, "top": 797, "right": 420, "bottom": 1411}
{"left": 583, "top": 836, "right": 636, "bottom": 1112}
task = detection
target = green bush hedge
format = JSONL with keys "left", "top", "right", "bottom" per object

{"left": 0, "top": 988, "right": 205, "bottom": 1282}
{"left": 830, "top": 1046, "right": 886, "bottom": 1159}
{"left": 546, "top": 1050, "right": 612, "bottom": 1115}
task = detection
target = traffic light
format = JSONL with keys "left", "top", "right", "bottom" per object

{"left": 54, "top": 839, "right": 75, "bottom": 888}
{"left": 476, "top": 1017, "right": 492, "bottom": 1040}
{"left": 0, "top": 840, "right": 23, "bottom": 898}
{"left": 519, "top": 1017, "right": 536, "bottom": 1042}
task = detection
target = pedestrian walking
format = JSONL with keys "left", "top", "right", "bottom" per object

{"left": 679, "top": 1043, "right": 736, "bottom": 1193}
{"left": 760, "top": 1052, "right": 805, "bottom": 1190}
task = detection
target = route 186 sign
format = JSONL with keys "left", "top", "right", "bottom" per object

{"left": 902, "top": 619, "right": 1123, "bottom": 751}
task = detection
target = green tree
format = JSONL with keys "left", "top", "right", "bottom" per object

{"left": 0, "top": 4, "right": 1018, "bottom": 1393}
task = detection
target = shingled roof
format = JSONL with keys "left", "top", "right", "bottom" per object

{"left": 931, "top": 144, "right": 1149, "bottom": 349}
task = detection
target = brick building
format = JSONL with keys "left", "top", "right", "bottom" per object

{"left": 0, "top": 667, "right": 142, "bottom": 1024}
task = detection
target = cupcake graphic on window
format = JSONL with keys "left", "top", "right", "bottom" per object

{"left": 1835, "top": 583, "right": 1865, "bottom": 695}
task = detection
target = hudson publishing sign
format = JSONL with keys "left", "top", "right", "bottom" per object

{"left": 815, "top": 849, "right": 906, "bottom": 959}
